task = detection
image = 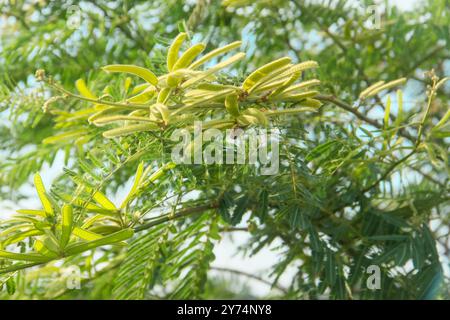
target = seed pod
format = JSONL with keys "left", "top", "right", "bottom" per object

{"left": 274, "top": 61, "right": 319, "bottom": 80}
{"left": 166, "top": 68, "right": 200, "bottom": 88}
{"left": 64, "top": 228, "right": 134, "bottom": 256}
{"left": 273, "top": 90, "right": 319, "bottom": 101}
{"left": 157, "top": 87, "right": 172, "bottom": 104}
{"left": 102, "top": 64, "right": 158, "bottom": 86}
{"left": 88, "top": 107, "right": 116, "bottom": 123}
{"left": 359, "top": 78, "right": 407, "bottom": 100}
{"left": 167, "top": 74, "right": 182, "bottom": 88}
{"left": 75, "top": 79, "right": 96, "bottom": 99}
{"left": 93, "top": 115, "right": 159, "bottom": 127}
{"left": 72, "top": 227, "right": 103, "bottom": 241}
{"left": 127, "top": 86, "right": 156, "bottom": 103}
{"left": 34, "top": 173, "right": 54, "bottom": 217}
{"left": 242, "top": 57, "right": 292, "bottom": 92}
{"left": 225, "top": 94, "right": 240, "bottom": 117}
{"left": 150, "top": 103, "right": 170, "bottom": 124}
{"left": 60, "top": 204, "right": 73, "bottom": 248}
{"left": 42, "top": 130, "right": 86, "bottom": 145}
{"left": 435, "top": 76, "right": 450, "bottom": 91}
{"left": 300, "top": 98, "right": 322, "bottom": 108}
{"left": 238, "top": 108, "right": 268, "bottom": 127}
{"left": 384, "top": 95, "right": 391, "bottom": 128}
{"left": 34, "top": 239, "right": 58, "bottom": 258}
{"left": 197, "top": 83, "right": 237, "bottom": 91}
{"left": 167, "top": 32, "right": 187, "bottom": 71}
{"left": 130, "top": 83, "right": 151, "bottom": 95}
{"left": 245, "top": 108, "right": 268, "bottom": 126}
{"left": 177, "top": 89, "right": 233, "bottom": 115}
{"left": 124, "top": 77, "right": 132, "bottom": 93}
{"left": 266, "top": 107, "right": 319, "bottom": 117}
{"left": 103, "top": 123, "right": 160, "bottom": 138}
{"left": 276, "top": 79, "right": 321, "bottom": 96}
{"left": 189, "top": 41, "right": 242, "bottom": 69}
{"left": 181, "top": 52, "right": 246, "bottom": 89}
{"left": 0, "top": 250, "right": 51, "bottom": 262}
{"left": 257, "top": 72, "right": 301, "bottom": 94}
{"left": 172, "top": 43, "right": 206, "bottom": 70}
{"left": 359, "top": 81, "right": 385, "bottom": 100}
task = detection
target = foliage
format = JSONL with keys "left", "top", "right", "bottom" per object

{"left": 0, "top": 0, "right": 449, "bottom": 300}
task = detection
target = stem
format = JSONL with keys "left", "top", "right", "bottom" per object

{"left": 416, "top": 89, "right": 435, "bottom": 148}
{"left": 316, "top": 94, "right": 417, "bottom": 143}
{"left": 134, "top": 203, "right": 217, "bottom": 232}
{"left": 46, "top": 81, "right": 149, "bottom": 110}
{"left": 316, "top": 94, "right": 446, "bottom": 189}
{"left": 361, "top": 148, "right": 416, "bottom": 194}
{"left": 210, "top": 266, "right": 288, "bottom": 294}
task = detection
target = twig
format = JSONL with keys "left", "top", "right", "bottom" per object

{"left": 134, "top": 203, "right": 217, "bottom": 232}
{"left": 210, "top": 266, "right": 288, "bottom": 294}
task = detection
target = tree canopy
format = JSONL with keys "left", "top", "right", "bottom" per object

{"left": 0, "top": 0, "right": 449, "bottom": 299}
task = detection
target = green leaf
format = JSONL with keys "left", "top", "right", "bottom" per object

{"left": 256, "top": 189, "right": 268, "bottom": 220}
{"left": 325, "top": 249, "right": 336, "bottom": 286}
{"left": 42, "top": 130, "right": 86, "bottom": 145}
{"left": 6, "top": 276, "right": 16, "bottom": 295}
{"left": 120, "top": 162, "right": 145, "bottom": 209}
{"left": 384, "top": 95, "right": 391, "bottom": 128}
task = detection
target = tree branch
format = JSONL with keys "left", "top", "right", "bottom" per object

{"left": 210, "top": 266, "right": 288, "bottom": 295}
{"left": 134, "top": 203, "right": 217, "bottom": 232}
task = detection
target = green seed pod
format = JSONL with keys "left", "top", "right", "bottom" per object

{"left": 272, "top": 79, "right": 320, "bottom": 97}
{"left": 166, "top": 69, "right": 199, "bottom": 88}
{"left": 181, "top": 52, "right": 245, "bottom": 89}
{"left": 103, "top": 123, "right": 159, "bottom": 138}
{"left": 300, "top": 98, "right": 322, "bottom": 108}
{"left": 245, "top": 108, "right": 268, "bottom": 126}
{"left": 189, "top": 41, "right": 242, "bottom": 70}
{"left": 64, "top": 229, "right": 134, "bottom": 256}
{"left": 225, "top": 94, "right": 240, "bottom": 117}
{"left": 167, "top": 32, "right": 187, "bottom": 72}
{"left": 60, "top": 204, "right": 73, "bottom": 249}
{"left": 172, "top": 43, "right": 206, "bottom": 70}
{"left": 130, "top": 83, "right": 151, "bottom": 95}
{"left": 102, "top": 64, "right": 158, "bottom": 86}
{"left": 75, "top": 79, "right": 96, "bottom": 99}
{"left": 167, "top": 74, "right": 182, "bottom": 88}
{"left": 157, "top": 87, "right": 172, "bottom": 104}
{"left": 274, "top": 61, "right": 319, "bottom": 80}
{"left": 236, "top": 114, "right": 252, "bottom": 126}
{"left": 237, "top": 108, "right": 268, "bottom": 127}
{"left": 88, "top": 107, "right": 116, "bottom": 123}
{"left": 256, "top": 72, "right": 300, "bottom": 94}
{"left": 274, "top": 90, "right": 319, "bottom": 101}
{"left": 150, "top": 103, "right": 170, "bottom": 124}
{"left": 127, "top": 86, "right": 156, "bottom": 103}
{"left": 93, "top": 115, "right": 159, "bottom": 127}
{"left": 242, "top": 57, "right": 292, "bottom": 92}
{"left": 359, "top": 78, "right": 406, "bottom": 100}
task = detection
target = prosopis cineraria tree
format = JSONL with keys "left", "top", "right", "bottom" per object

{"left": 0, "top": 0, "right": 449, "bottom": 300}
